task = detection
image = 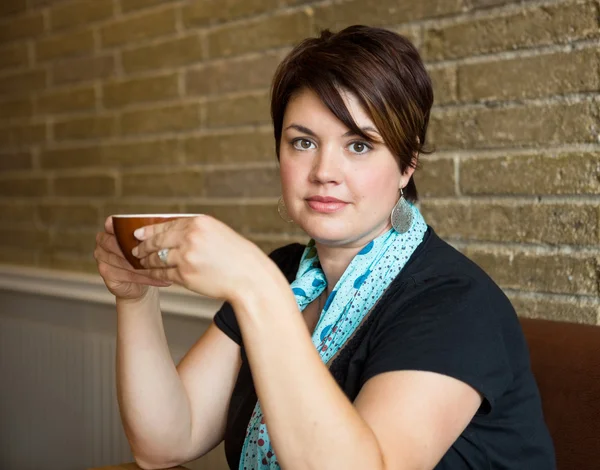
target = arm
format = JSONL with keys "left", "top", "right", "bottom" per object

{"left": 96, "top": 216, "right": 242, "bottom": 469}
{"left": 116, "top": 289, "right": 241, "bottom": 469}
{"left": 231, "top": 264, "right": 481, "bottom": 470}
{"left": 131, "top": 216, "right": 488, "bottom": 469}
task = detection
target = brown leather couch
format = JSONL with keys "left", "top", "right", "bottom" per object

{"left": 520, "top": 317, "right": 600, "bottom": 470}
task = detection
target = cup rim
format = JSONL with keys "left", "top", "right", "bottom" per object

{"left": 112, "top": 213, "right": 200, "bottom": 218}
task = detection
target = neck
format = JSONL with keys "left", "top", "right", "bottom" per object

{"left": 314, "top": 221, "right": 393, "bottom": 293}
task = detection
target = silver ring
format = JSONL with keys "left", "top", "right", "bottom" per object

{"left": 157, "top": 248, "right": 170, "bottom": 265}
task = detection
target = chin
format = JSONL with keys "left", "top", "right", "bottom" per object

{"left": 299, "top": 218, "right": 358, "bottom": 246}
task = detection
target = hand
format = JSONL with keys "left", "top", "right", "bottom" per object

{"left": 94, "top": 216, "right": 172, "bottom": 301}
{"left": 131, "top": 215, "right": 271, "bottom": 301}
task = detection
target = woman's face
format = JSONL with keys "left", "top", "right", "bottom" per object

{"left": 279, "top": 88, "right": 414, "bottom": 247}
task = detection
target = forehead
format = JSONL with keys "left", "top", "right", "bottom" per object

{"left": 284, "top": 88, "right": 375, "bottom": 128}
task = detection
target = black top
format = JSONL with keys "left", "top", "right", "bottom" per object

{"left": 214, "top": 227, "right": 556, "bottom": 469}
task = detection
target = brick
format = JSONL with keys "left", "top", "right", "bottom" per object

{"left": 465, "top": 248, "right": 599, "bottom": 296}
{"left": 0, "top": 0, "right": 27, "bottom": 17}
{"left": 54, "top": 115, "right": 118, "bottom": 141}
{"left": 36, "top": 29, "right": 95, "bottom": 62}
{"left": 121, "top": 103, "right": 200, "bottom": 135}
{"left": 0, "top": 42, "right": 29, "bottom": 69}
{"left": 0, "top": 151, "right": 32, "bottom": 171}
{"left": 427, "top": 66, "right": 456, "bottom": 105}
{"left": 38, "top": 203, "right": 99, "bottom": 227}
{"left": 461, "top": 152, "right": 600, "bottom": 196}
{"left": 205, "top": 92, "right": 271, "bottom": 128}
{"left": 50, "top": 0, "right": 114, "bottom": 31}
{"left": 458, "top": 49, "right": 599, "bottom": 102}
{"left": 183, "top": 0, "right": 279, "bottom": 27}
{"left": 429, "top": 101, "right": 599, "bottom": 150}
{"left": 0, "top": 246, "right": 37, "bottom": 266}
{"left": 314, "top": 0, "right": 463, "bottom": 32}
{"left": 413, "top": 158, "right": 455, "bottom": 197}
{"left": 465, "top": 0, "right": 520, "bottom": 9}
{"left": 0, "top": 228, "right": 50, "bottom": 248}
{"left": 122, "top": 35, "right": 204, "bottom": 74}
{"left": 509, "top": 295, "right": 598, "bottom": 325}
{"left": 102, "top": 202, "right": 181, "bottom": 219}
{"left": 54, "top": 174, "right": 116, "bottom": 197}
{"left": 0, "top": 11, "right": 45, "bottom": 43}
{"left": 0, "top": 201, "right": 36, "bottom": 225}
{"left": 122, "top": 170, "right": 204, "bottom": 197}
{"left": 424, "top": 2, "right": 599, "bottom": 60}
{"left": 184, "top": 202, "right": 304, "bottom": 235}
{"left": 187, "top": 51, "right": 283, "bottom": 96}
{"left": 41, "top": 139, "right": 180, "bottom": 169}
{"left": 185, "top": 130, "right": 275, "bottom": 164}
{"left": 0, "top": 122, "right": 46, "bottom": 147}
{"left": 121, "top": 0, "right": 177, "bottom": 13}
{"left": 390, "top": 24, "right": 423, "bottom": 50}
{"left": 49, "top": 228, "right": 98, "bottom": 253}
{"left": 52, "top": 55, "right": 115, "bottom": 85}
{"left": 208, "top": 11, "right": 312, "bottom": 59}
{"left": 103, "top": 73, "right": 179, "bottom": 108}
{"left": 204, "top": 167, "right": 280, "bottom": 198}
{"left": 36, "top": 85, "right": 96, "bottom": 114}
{"left": 0, "top": 176, "right": 48, "bottom": 197}
{"left": 39, "top": 250, "right": 99, "bottom": 274}
{"left": 0, "top": 69, "right": 47, "bottom": 96}
{"left": 100, "top": 7, "right": 177, "bottom": 48}
{"left": 0, "top": 97, "right": 33, "bottom": 120}
{"left": 421, "top": 201, "right": 598, "bottom": 246}
{"left": 29, "top": 0, "right": 64, "bottom": 6}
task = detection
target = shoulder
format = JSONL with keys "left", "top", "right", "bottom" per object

{"left": 399, "top": 228, "right": 511, "bottom": 309}
{"left": 375, "top": 227, "right": 518, "bottom": 337}
{"left": 267, "top": 243, "right": 306, "bottom": 282}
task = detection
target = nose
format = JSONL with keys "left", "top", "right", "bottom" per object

{"left": 309, "top": 144, "right": 342, "bottom": 184}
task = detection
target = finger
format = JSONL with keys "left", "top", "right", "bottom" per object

{"left": 143, "top": 266, "right": 182, "bottom": 284}
{"left": 105, "top": 216, "right": 115, "bottom": 234}
{"left": 95, "top": 243, "right": 139, "bottom": 271}
{"left": 139, "top": 247, "right": 180, "bottom": 269}
{"left": 96, "top": 231, "right": 127, "bottom": 258}
{"left": 134, "top": 227, "right": 184, "bottom": 259}
{"left": 106, "top": 264, "right": 173, "bottom": 287}
{"left": 134, "top": 216, "right": 193, "bottom": 241}
{"left": 96, "top": 242, "right": 172, "bottom": 283}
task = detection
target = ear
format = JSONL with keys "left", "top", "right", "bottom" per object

{"left": 400, "top": 164, "right": 416, "bottom": 189}
{"left": 401, "top": 152, "right": 417, "bottom": 179}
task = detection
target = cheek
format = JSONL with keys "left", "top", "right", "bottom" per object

{"left": 279, "top": 157, "right": 299, "bottom": 197}
{"left": 351, "top": 166, "right": 399, "bottom": 204}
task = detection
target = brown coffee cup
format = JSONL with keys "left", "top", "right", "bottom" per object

{"left": 112, "top": 214, "right": 199, "bottom": 269}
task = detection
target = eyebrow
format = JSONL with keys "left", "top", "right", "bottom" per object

{"left": 284, "top": 123, "right": 381, "bottom": 138}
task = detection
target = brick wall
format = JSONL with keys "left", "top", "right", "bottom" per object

{"left": 0, "top": 0, "right": 598, "bottom": 324}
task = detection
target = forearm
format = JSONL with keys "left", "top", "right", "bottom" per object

{"left": 232, "top": 270, "right": 385, "bottom": 470}
{"left": 116, "top": 288, "right": 193, "bottom": 465}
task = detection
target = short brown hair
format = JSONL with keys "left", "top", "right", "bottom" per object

{"left": 270, "top": 25, "right": 434, "bottom": 202}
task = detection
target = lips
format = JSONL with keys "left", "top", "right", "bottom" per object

{"left": 306, "top": 196, "right": 346, "bottom": 203}
{"left": 305, "top": 196, "right": 348, "bottom": 213}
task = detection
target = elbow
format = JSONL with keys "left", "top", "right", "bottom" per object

{"left": 131, "top": 446, "right": 189, "bottom": 470}
{"left": 133, "top": 454, "right": 185, "bottom": 470}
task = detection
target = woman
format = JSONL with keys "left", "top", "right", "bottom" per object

{"left": 94, "top": 26, "right": 556, "bottom": 469}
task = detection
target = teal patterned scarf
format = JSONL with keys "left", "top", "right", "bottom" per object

{"left": 239, "top": 203, "right": 428, "bottom": 469}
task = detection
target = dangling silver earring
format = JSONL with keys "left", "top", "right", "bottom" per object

{"left": 277, "top": 196, "right": 294, "bottom": 223}
{"left": 391, "top": 188, "right": 413, "bottom": 233}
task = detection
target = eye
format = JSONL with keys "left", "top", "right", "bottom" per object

{"left": 292, "top": 138, "right": 316, "bottom": 151}
{"left": 348, "top": 141, "right": 372, "bottom": 155}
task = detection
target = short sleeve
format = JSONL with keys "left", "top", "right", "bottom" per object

{"left": 214, "top": 301, "right": 241, "bottom": 345}
{"left": 361, "top": 274, "right": 514, "bottom": 413}
{"left": 213, "top": 243, "right": 306, "bottom": 346}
